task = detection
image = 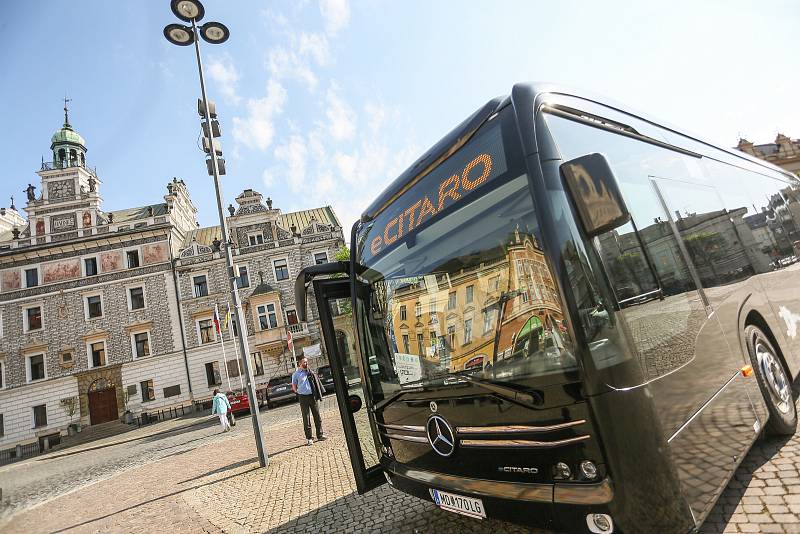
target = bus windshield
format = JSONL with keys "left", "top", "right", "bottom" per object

{"left": 354, "top": 106, "right": 579, "bottom": 396}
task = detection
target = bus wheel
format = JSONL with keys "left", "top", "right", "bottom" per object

{"left": 746, "top": 325, "right": 797, "bottom": 436}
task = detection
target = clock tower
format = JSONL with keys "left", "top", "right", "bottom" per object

{"left": 25, "top": 101, "right": 103, "bottom": 243}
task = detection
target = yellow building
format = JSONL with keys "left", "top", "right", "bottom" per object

{"left": 389, "top": 229, "right": 565, "bottom": 373}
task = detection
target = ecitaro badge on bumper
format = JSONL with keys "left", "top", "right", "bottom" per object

{"left": 428, "top": 489, "right": 486, "bottom": 520}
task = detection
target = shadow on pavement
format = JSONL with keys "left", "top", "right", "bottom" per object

{"left": 179, "top": 457, "right": 258, "bottom": 485}
{"left": 50, "top": 464, "right": 261, "bottom": 534}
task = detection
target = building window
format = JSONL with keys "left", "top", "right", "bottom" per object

{"left": 133, "top": 332, "right": 151, "bottom": 358}
{"left": 429, "top": 300, "right": 437, "bottom": 315}
{"left": 86, "top": 295, "right": 103, "bottom": 318}
{"left": 402, "top": 334, "right": 410, "bottom": 353}
{"left": 313, "top": 252, "right": 328, "bottom": 265}
{"left": 227, "top": 359, "right": 242, "bottom": 378}
{"left": 27, "top": 354, "right": 46, "bottom": 382}
{"left": 285, "top": 308, "right": 298, "bottom": 326}
{"left": 230, "top": 317, "right": 239, "bottom": 337}
{"left": 0, "top": 361, "right": 4, "bottom": 389}
{"left": 399, "top": 305, "right": 407, "bottom": 321}
{"left": 0, "top": 414, "right": 3, "bottom": 437}
{"left": 414, "top": 302, "right": 422, "bottom": 318}
{"left": 163, "top": 385, "right": 181, "bottom": 398}
{"left": 25, "top": 268, "right": 39, "bottom": 288}
{"left": 257, "top": 304, "right": 278, "bottom": 330}
{"left": 417, "top": 333, "right": 424, "bottom": 356}
{"left": 25, "top": 306, "right": 42, "bottom": 332}
{"left": 140, "top": 379, "right": 155, "bottom": 402}
{"left": 273, "top": 259, "right": 289, "bottom": 281}
{"left": 448, "top": 292, "right": 456, "bottom": 310}
{"left": 521, "top": 291, "right": 529, "bottom": 303}
{"left": 464, "top": 318, "right": 473, "bottom": 344}
{"left": 248, "top": 233, "right": 264, "bottom": 246}
{"left": 490, "top": 276, "right": 500, "bottom": 291}
{"left": 236, "top": 265, "right": 250, "bottom": 288}
{"left": 60, "top": 351, "right": 73, "bottom": 366}
{"left": 483, "top": 311, "right": 493, "bottom": 333}
{"left": 193, "top": 275, "right": 209, "bottom": 297}
{"left": 33, "top": 404, "right": 47, "bottom": 428}
{"left": 84, "top": 257, "right": 98, "bottom": 276}
{"left": 205, "top": 361, "right": 221, "bottom": 386}
{"left": 466, "top": 285, "right": 474, "bottom": 304}
{"left": 198, "top": 319, "right": 215, "bottom": 344}
{"left": 252, "top": 352, "right": 264, "bottom": 376}
{"left": 89, "top": 341, "right": 106, "bottom": 368}
{"left": 129, "top": 287, "right": 145, "bottom": 310}
{"left": 447, "top": 325, "right": 456, "bottom": 349}
{"left": 126, "top": 250, "right": 140, "bottom": 268}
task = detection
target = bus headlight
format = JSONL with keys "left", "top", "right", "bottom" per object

{"left": 553, "top": 462, "right": 571, "bottom": 480}
{"left": 580, "top": 460, "right": 598, "bottom": 480}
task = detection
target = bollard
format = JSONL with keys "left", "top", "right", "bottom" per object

{"left": 15, "top": 444, "right": 22, "bottom": 459}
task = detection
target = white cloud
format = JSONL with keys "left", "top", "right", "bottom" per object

{"left": 274, "top": 135, "right": 309, "bottom": 192}
{"left": 326, "top": 85, "right": 356, "bottom": 141}
{"left": 298, "top": 33, "right": 331, "bottom": 66}
{"left": 232, "top": 80, "right": 287, "bottom": 151}
{"left": 319, "top": 0, "right": 350, "bottom": 34}
{"left": 266, "top": 32, "right": 330, "bottom": 91}
{"left": 364, "top": 101, "right": 387, "bottom": 133}
{"left": 207, "top": 55, "right": 241, "bottom": 105}
{"left": 262, "top": 168, "right": 276, "bottom": 187}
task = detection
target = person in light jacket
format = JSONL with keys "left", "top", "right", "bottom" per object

{"left": 211, "top": 388, "right": 232, "bottom": 432}
{"left": 292, "top": 357, "right": 326, "bottom": 445}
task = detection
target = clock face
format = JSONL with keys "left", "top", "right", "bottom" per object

{"left": 48, "top": 179, "right": 75, "bottom": 200}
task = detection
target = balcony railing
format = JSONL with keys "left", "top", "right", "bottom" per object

{"left": 41, "top": 160, "right": 98, "bottom": 176}
{"left": 287, "top": 323, "right": 309, "bottom": 336}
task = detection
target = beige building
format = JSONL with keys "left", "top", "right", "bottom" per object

{"left": 737, "top": 134, "right": 800, "bottom": 177}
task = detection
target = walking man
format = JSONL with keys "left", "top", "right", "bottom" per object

{"left": 292, "top": 357, "right": 326, "bottom": 445}
{"left": 211, "top": 388, "right": 232, "bottom": 432}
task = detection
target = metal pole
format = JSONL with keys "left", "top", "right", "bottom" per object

{"left": 191, "top": 18, "right": 268, "bottom": 468}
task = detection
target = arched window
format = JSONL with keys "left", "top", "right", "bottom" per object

{"left": 69, "top": 149, "right": 77, "bottom": 164}
{"left": 80, "top": 153, "right": 85, "bottom": 166}
{"left": 58, "top": 148, "right": 66, "bottom": 165}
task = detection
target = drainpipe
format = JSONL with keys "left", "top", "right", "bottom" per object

{"left": 168, "top": 233, "right": 193, "bottom": 398}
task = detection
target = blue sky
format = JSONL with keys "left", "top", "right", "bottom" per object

{"left": 1, "top": 0, "right": 797, "bottom": 231}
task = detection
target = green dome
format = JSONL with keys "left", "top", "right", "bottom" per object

{"left": 51, "top": 125, "right": 85, "bottom": 148}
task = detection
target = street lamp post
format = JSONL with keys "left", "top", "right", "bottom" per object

{"left": 164, "top": 0, "right": 268, "bottom": 468}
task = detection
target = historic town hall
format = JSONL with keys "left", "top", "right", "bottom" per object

{"left": 0, "top": 107, "right": 345, "bottom": 452}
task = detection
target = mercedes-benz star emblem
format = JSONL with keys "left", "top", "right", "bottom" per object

{"left": 429, "top": 401, "right": 438, "bottom": 413}
{"left": 426, "top": 415, "right": 456, "bottom": 457}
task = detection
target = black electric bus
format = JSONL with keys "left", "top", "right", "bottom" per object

{"left": 295, "top": 83, "right": 800, "bottom": 533}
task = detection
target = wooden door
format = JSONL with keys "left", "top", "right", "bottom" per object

{"left": 88, "top": 387, "right": 118, "bottom": 425}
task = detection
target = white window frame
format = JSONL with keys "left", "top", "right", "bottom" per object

{"left": 83, "top": 291, "right": 104, "bottom": 320}
{"left": 26, "top": 353, "right": 47, "bottom": 383}
{"left": 399, "top": 305, "right": 407, "bottom": 321}
{"left": 130, "top": 329, "right": 152, "bottom": 358}
{"left": 0, "top": 359, "right": 6, "bottom": 389}
{"left": 32, "top": 404, "right": 48, "bottom": 429}
{"left": 236, "top": 263, "right": 250, "bottom": 289}
{"left": 0, "top": 309, "right": 3, "bottom": 339}
{"left": 272, "top": 257, "right": 290, "bottom": 282}
{"left": 196, "top": 317, "right": 216, "bottom": 344}
{"left": 23, "top": 266, "right": 40, "bottom": 288}
{"left": 192, "top": 272, "right": 210, "bottom": 298}
{"left": 464, "top": 318, "right": 473, "bottom": 345}
{"left": 312, "top": 250, "right": 329, "bottom": 265}
{"left": 284, "top": 306, "right": 299, "bottom": 326}
{"left": 247, "top": 232, "right": 264, "bottom": 246}
{"left": 127, "top": 285, "right": 147, "bottom": 311}
{"left": 23, "top": 302, "right": 44, "bottom": 333}
{"left": 86, "top": 339, "right": 108, "bottom": 369}
{"left": 82, "top": 255, "right": 100, "bottom": 277}
{"left": 257, "top": 302, "right": 278, "bottom": 330}
{"left": 125, "top": 247, "right": 141, "bottom": 269}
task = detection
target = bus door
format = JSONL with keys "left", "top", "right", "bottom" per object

{"left": 313, "top": 278, "right": 386, "bottom": 493}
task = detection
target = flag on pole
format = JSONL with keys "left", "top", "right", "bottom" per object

{"left": 223, "top": 302, "right": 232, "bottom": 330}
{"left": 213, "top": 304, "right": 222, "bottom": 334}
{"left": 287, "top": 328, "right": 294, "bottom": 355}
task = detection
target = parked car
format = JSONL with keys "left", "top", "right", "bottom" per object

{"left": 317, "top": 365, "right": 335, "bottom": 394}
{"left": 226, "top": 390, "right": 265, "bottom": 415}
{"left": 266, "top": 375, "right": 295, "bottom": 409}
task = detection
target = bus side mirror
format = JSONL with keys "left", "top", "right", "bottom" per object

{"left": 561, "top": 153, "right": 631, "bottom": 238}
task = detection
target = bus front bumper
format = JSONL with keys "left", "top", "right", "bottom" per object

{"left": 384, "top": 460, "right": 615, "bottom": 531}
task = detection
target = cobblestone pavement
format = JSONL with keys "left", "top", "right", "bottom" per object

{"left": 4, "top": 394, "right": 800, "bottom": 533}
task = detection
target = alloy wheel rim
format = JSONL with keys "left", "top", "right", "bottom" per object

{"left": 755, "top": 338, "right": 792, "bottom": 415}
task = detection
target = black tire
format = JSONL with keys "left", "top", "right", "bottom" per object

{"left": 745, "top": 325, "right": 797, "bottom": 436}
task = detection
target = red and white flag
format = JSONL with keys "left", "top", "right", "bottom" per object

{"left": 213, "top": 304, "right": 222, "bottom": 334}
{"left": 287, "top": 328, "right": 294, "bottom": 354}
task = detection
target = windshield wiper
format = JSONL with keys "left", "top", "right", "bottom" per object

{"left": 460, "top": 375, "right": 544, "bottom": 409}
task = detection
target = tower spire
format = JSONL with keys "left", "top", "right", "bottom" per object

{"left": 63, "top": 95, "right": 71, "bottom": 127}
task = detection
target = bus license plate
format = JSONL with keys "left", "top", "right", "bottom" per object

{"left": 429, "top": 489, "right": 486, "bottom": 519}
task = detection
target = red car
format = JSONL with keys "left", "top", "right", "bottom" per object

{"left": 226, "top": 390, "right": 264, "bottom": 415}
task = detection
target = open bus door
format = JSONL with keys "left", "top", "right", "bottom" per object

{"left": 299, "top": 272, "right": 386, "bottom": 494}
